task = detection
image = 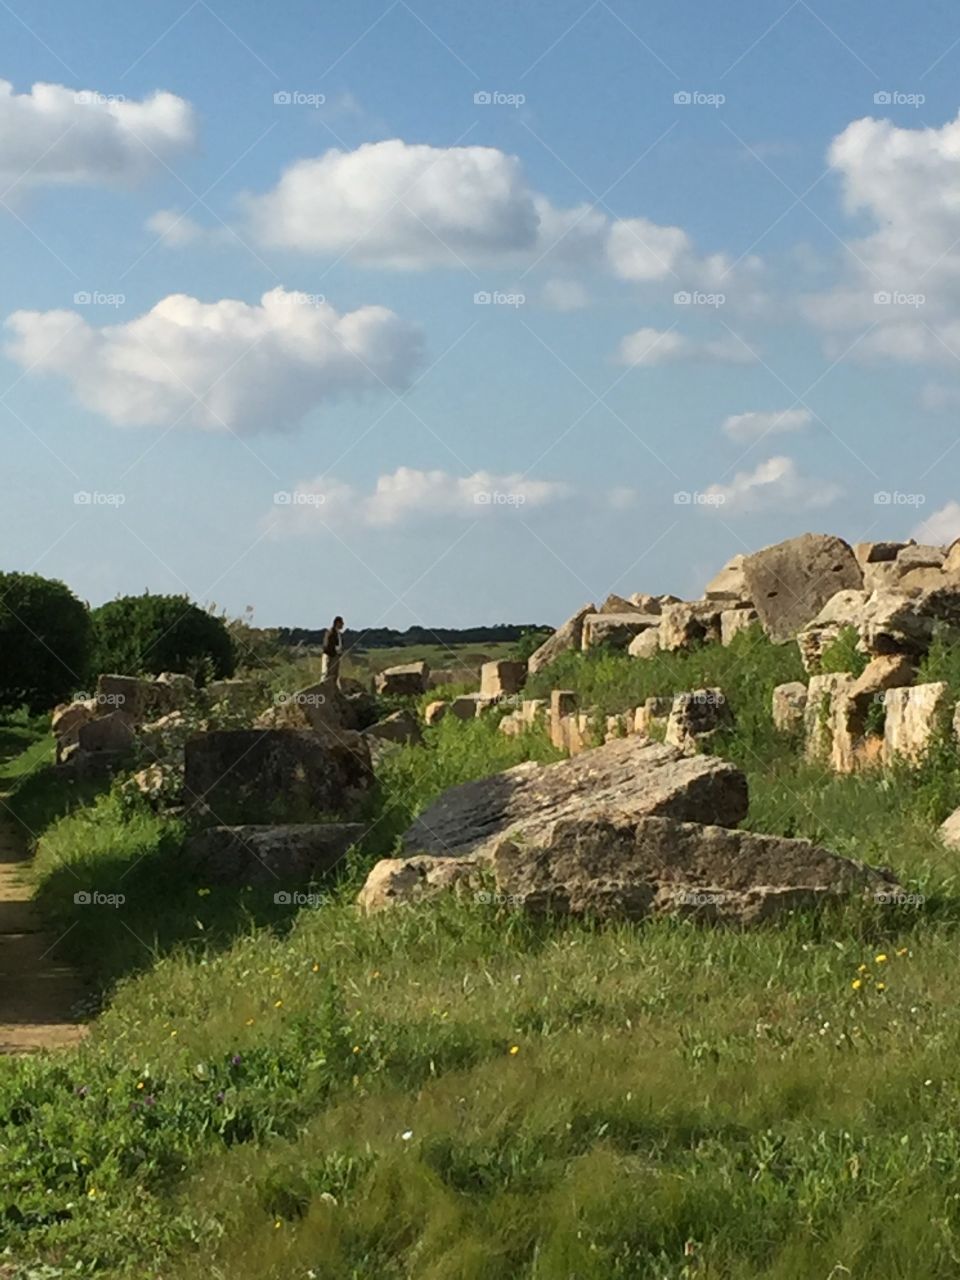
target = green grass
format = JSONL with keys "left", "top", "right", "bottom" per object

{"left": 4, "top": 631, "right": 960, "bottom": 1278}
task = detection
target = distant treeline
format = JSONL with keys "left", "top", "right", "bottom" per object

{"left": 276, "top": 624, "right": 549, "bottom": 650}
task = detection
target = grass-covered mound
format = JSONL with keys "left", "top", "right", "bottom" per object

{"left": 2, "top": 632, "right": 960, "bottom": 1278}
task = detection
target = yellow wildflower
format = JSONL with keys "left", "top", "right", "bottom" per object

{"left": 509, "top": 1045, "right": 520, "bottom": 1055}
{"left": 851, "top": 979, "right": 862, "bottom": 991}
{"left": 857, "top": 963, "right": 869, "bottom": 974}
{"left": 875, "top": 953, "right": 888, "bottom": 964}
{"left": 274, "top": 999, "right": 283, "bottom": 1008}
{"left": 876, "top": 982, "right": 886, "bottom": 992}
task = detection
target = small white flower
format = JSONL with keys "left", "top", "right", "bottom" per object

{"left": 401, "top": 1129, "right": 413, "bottom": 1141}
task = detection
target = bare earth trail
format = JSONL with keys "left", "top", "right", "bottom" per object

{"left": 0, "top": 803, "right": 87, "bottom": 1054}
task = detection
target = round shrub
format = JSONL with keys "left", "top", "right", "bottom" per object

{"left": 91, "top": 593, "right": 236, "bottom": 684}
{"left": 0, "top": 572, "right": 92, "bottom": 713}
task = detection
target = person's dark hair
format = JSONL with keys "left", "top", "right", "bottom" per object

{"left": 332, "top": 615, "right": 344, "bottom": 628}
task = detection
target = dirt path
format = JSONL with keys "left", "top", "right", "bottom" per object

{"left": 0, "top": 807, "right": 87, "bottom": 1054}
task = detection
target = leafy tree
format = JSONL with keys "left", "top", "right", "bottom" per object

{"left": 0, "top": 572, "right": 92, "bottom": 712}
{"left": 91, "top": 593, "right": 236, "bottom": 684}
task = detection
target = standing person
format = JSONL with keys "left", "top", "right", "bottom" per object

{"left": 321, "top": 615, "right": 345, "bottom": 687}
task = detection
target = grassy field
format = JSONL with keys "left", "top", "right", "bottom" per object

{"left": 3, "top": 635, "right": 960, "bottom": 1277}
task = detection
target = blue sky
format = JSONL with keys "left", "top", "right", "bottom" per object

{"left": 3, "top": 0, "right": 960, "bottom": 629}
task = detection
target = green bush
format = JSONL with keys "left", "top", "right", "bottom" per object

{"left": 91, "top": 593, "right": 236, "bottom": 684}
{"left": 0, "top": 571, "right": 92, "bottom": 712}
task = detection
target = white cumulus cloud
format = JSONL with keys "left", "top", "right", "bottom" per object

{"left": 722, "top": 408, "right": 812, "bottom": 442}
{"left": 913, "top": 501, "right": 960, "bottom": 545}
{"left": 270, "top": 467, "right": 572, "bottom": 532}
{"left": 4, "top": 287, "right": 423, "bottom": 434}
{"left": 0, "top": 80, "right": 194, "bottom": 189}
{"left": 239, "top": 138, "right": 740, "bottom": 285}
{"left": 702, "top": 456, "right": 842, "bottom": 514}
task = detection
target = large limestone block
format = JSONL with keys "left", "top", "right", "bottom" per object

{"left": 772, "top": 682, "right": 807, "bottom": 734}
{"left": 797, "top": 590, "right": 869, "bottom": 672}
{"left": 95, "top": 674, "right": 153, "bottom": 723}
{"left": 185, "top": 823, "right": 367, "bottom": 885}
{"left": 479, "top": 660, "right": 527, "bottom": 699}
{"left": 628, "top": 626, "right": 661, "bottom": 659}
{"left": 664, "top": 688, "right": 731, "bottom": 752}
{"left": 659, "top": 602, "right": 722, "bottom": 652}
{"left": 704, "top": 554, "right": 752, "bottom": 603}
{"left": 720, "top": 608, "right": 759, "bottom": 646}
{"left": 883, "top": 683, "right": 951, "bottom": 765}
{"left": 854, "top": 541, "right": 907, "bottom": 569}
{"left": 401, "top": 737, "right": 749, "bottom": 859}
{"left": 358, "top": 855, "right": 481, "bottom": 912}
{"left": 374, "top": 662, "right": 429, "bottom": 696}
{"left": 803, "top": 673, "right": 854, "bottom": 762}
{"left": 741, "top": 534, "right": 863, "bottom": 643}
{"left": 581, "top": 613, "right": 661, "bottom": 651}
{"left": 599, "top": 593, "right": 646, "bottom": 615}
{"left": 527, "top": 604, "right": 595, "bottom": 676}
{"left": 491, "top": 814, "right": 899, "bottom": 924}
{"left": 183, "top": 728, "right": 372, "bottom": 824}
{"left": 896, "top": 544, "right": 945, "bottom": 571}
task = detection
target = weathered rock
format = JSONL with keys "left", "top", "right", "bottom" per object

{"left": 521, "top": 698, "right": 547, "bottom": 725}
{"left": 628, "top": 626, "right": 661, "bottom": 659}
{"left": 849, "top": 654, "right": 915, "bottom": 701}
{"left": 720, "top": 607, "right": 759, "bottom": 646}
{"left": 899, "top": 567, "right": 950, "bottom": 592}
{"left": 401, "top": 737, "right": 749, "bottom": 860}
{"left": 185, "top": 823, "right": 367, "bottom": 885}
{"left": 51, "top": 701, "right": 95, "bottom": 762}
{"left": 363, "top": 709, "right": 422, "bottom": 747}
{"left": 96, "top": 674, "right": 153, "bottom": 722}
{"left": 448, "top": 694, "right": 483, "bottom": 721}
{"left": 854, "top": 540, "right": 907, "bottom": 568}
{"left": 423, "top": 700, "right": 448, "bottom": 726}
{"left": 479, "top": 660, "right": 527, "bottom": 699}
{"left": 604, "top": 712, "right": 631, "bottom": 741}
{"left": 945, "top": 541, "right": 960, "bottom": 576}
{"left": 741, "top": 534, "right": 863, "bottom": 644}
{"left": 633, "top": 696, "right": 672, "bottom": 738}
{"left": 862, "top": 561, "right": 908, "bottom": 593}
{"left": 149, "top": 673, "right": 196, "bottom": 716}
{"left": 600, "top": 593, "right": 645, "bottom": 615}
{"left": 883, "top": 682, "right": 951, "bottom": 765}
{"left": 498, "top": 711, "right": 525, "bottom": 737}
{"left": 374, "top": 662, "right": 429, "bottom": 696}
{"left": 527, "top": 604, "right": 595, "bottom": 676}
{"left": 491, "top": 814, "right": 899, "bottom": 924}
{"left": 183, "top": 728, "right": 372, "bottom": 824}
{"left": 628, "top": 593, "right": 662, "bottom": 614}
{"left": 939, "top": 807, "right": 960, "bottom": 851}
{"left": 797, "top": 590, "right": 869, "bottom": 673}
{"left": 256, "top": 681, "right": 355, "bottom": 733}
{"left": 658, "top": 602, "right": 722, "bottom": 652}
{"left": 803, "top": 673, "right": 854, "bottom": 761}
{"left": 357, "top": 855, "right": 481, "bottom": 912}
{"left": 704, "top": 554, "right": 752, "bottom": 603}
{"left": 664, "top": 688, "right": 731, "bottom": 752}
{"left": 772, "top": 682, "right": 807, "bottom": 733}
{"left": 581, "top": 613, "right": 661, "bottom": 651}
{"left": 897, "top": 544, "right": 945, "bottom": 571}
{"left": 77, "top": 710, "right": 136, "bottom": 755}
